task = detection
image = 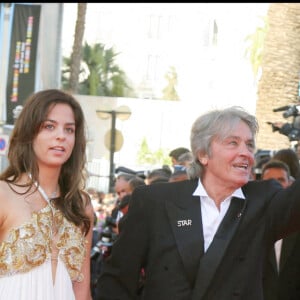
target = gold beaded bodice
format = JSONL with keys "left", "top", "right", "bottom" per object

{"left": 0, "top": 204, "right": 87, "bottom": 281}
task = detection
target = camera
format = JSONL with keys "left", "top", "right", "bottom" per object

{"left": 104, "top": 216, "right": 117, "bottom": 229}
{"left": 283, "top": 105, "right": 299, "bottom": 118}
{"left": 90, "top": 216, "right": 118, "bottom": 297}
{"left": 90, "top": 216, "right": 117, "bottom": 259}
{"left": 268, "top": 104, "right": 300, "bottom": 141}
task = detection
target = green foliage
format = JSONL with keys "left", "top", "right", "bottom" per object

{"left": 136, "top": 137, "right": 171, "bottom": 166}
{"left": 62, "top": 42, "right": 134, "bottom": 97}
{"left": 161, "top": 66, "right": 180, "bottom": 101}
{"left": 61, "top": 56, "right": 73, "bottom": 90}
{"left": 244, "top": 16, "right": 268, "bottom": 80}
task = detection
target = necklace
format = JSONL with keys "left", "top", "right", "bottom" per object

{"left": 38, "top": 183, "right": 59, "bottom": 236}
{"left": 28, "top": 173, "right": 59, "bottom": 235}
{"left": 28, "top": 173, "right": 58, "bottom": 204}
{"left": 34, "top": 183, "right": 58, "bottom": 204}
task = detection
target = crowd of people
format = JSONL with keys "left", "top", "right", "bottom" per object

{"left": 90, "top": 146, "right": 194, "bottom": 241}
{"left": 1, "top": 89, "right": 300, "bottom": 300}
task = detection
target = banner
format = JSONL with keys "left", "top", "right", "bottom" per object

{"left": 0, "top": 3, "right": 5, "bottom": 78}
{"left": 6, "top": 3, "right": 41, "bottom": 125}
{"left": 0, "top": 4, "right": 3, "bottom": 47}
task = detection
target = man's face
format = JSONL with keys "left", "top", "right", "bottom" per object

{"left": 171, "top": 157, "right": 178, "bottom": 166}
{"left": 114, "top": 177, "right": 132, "bottom": 200}
{"left": 199, "top": 121, "right": 255, "bottom": 190}
{"left": 262, "top": 167, "right": 290, "bottom": 188}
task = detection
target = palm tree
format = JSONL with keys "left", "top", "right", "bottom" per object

{"left": 244, "top": 16, "right": 268, "bottom": 82}
{"left": 78, "top": 42, "right": 132, "bottom": 97}
{"left": 255, "top": 3, "right": 300, "bottom": 150}
{"left": 68, "top": 3, "right": 87, "bottom": 93}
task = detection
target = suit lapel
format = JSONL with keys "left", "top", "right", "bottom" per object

{"left": 191, "top": 197, "right": 245, "bottom": 300}
{"left": 166, "top": 180, "right": 203, "bottom": 287}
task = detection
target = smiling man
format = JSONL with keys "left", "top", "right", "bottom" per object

{"left": 97, "top": 106, "right": 300, "bottom": 300}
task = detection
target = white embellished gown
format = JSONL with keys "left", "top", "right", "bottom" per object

{"left": 0, "top": 204, "right": 87, "bottom": 300}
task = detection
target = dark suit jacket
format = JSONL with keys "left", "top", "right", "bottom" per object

{"left": 263, "top": 232, "right": 300, "bottom": 300}
{"left": 96, "top": 178, "right": 300, "bottom": 300}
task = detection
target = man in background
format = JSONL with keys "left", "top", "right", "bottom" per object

{"left": 112, "top": 173, "right": 145, "bottom": 223}
{"left": 168, "top": 147, "right": 190, "bottom": 166}
{"left": 261, "top": 159, "right": 300, "bottom": 300}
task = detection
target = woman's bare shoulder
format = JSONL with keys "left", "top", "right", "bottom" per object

{"left": 0, "top": 180, "right": 12, "bottom": 203}
{"left": 0, "top": 180, "right": 16, "bottom": 235}
{"left": 80, "top": 190, "right": 91, "bottom": 205}
{"left": 80, "top": 190, "right": 94, "bottom": 216}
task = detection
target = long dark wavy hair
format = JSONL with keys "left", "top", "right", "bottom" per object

{"left": 0, "top": 89, "right": 90, "bottom": 235}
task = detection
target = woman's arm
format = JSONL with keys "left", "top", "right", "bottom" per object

{"left": 73, "top": 193, "right": 95, "bottom": 300}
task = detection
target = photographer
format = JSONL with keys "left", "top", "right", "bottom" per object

{"left": 112, "top": 173, "right": 145, "bottom": 233}
{"left": 90, "top": 215, "right": 118, "bottom": 299}
{"left": 91, "top": 172, "right": 145, "bottom": 298}
{"left": 269, "top": 121, "right": 300, "bottom": 141}
{"left": 268, "top": 104, "right": 300, "bottom": 141}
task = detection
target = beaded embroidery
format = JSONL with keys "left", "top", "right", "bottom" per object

{"left": 0, "top": 204, "right": 87, "bottom": 281}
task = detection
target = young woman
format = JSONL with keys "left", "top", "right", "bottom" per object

{"left": 0, "top": 89, "right": 94, "bottom": 300}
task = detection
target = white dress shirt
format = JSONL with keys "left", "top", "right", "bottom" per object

{"left": 193, "top": 179, "right": 246, "bottom": 252}
{"left": 274, "top": 239, "right": 282, "bottom": 272}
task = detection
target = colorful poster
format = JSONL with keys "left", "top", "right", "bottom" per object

{"left": 6, "top": 3, "right": 41, "bottom": 125}
{"left": 0, "top": 4, "right": 3, "bottom": 44}
{"left": 0, "top": 3, "right": 5, "bottom": 82}
{"left": 0, "top": 3, "right": 5, "bottom": 77}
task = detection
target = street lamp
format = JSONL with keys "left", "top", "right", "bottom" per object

{"left": 96, "top": 105, "right": 131, "bottom": 193}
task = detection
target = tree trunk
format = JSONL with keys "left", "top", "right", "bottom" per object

{"left": 69, "top": 3, "right": 87, "bottom": 93}
{"left": 256, "top": 3, "right": 300, "bottom": 150}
